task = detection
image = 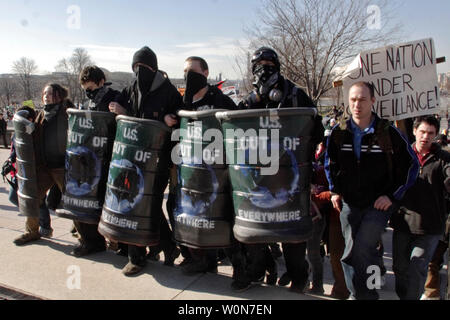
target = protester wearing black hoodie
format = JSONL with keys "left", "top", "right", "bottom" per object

{"left": 79, "top": 65, "right": 126, "bottom": 113}
{"left": 111, "top": 46, "right": 182, "bottom": 276}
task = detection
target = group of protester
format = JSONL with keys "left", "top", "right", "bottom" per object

{"left": 4, "top": 45, "right": 449, "bottom": 300}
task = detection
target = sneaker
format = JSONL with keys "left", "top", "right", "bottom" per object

{"left": 71, "top": 243, "right": 105, "bottom": 257}
{"left": 13, "top": 232, "right": 41, "bottom": 246}
{"left": 278, "top": 272, "right": 291, "bottom": 286}
{"left": 122, "top": 261, "right": 146, "bottom": 277}
{"left": 39, "top": 227, "right": 53, "bottom": 238}
{"left": 231, "top": 280, "right": 252, "bottom": 292}
{"left": 164, "top": 246, "right": 181, "bottom": 266}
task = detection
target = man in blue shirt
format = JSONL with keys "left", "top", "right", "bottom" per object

{"left": 325, "top": 81, "right": 419, "bottom": 299}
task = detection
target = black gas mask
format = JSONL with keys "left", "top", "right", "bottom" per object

{"left": 252, "top": 64, "right": 282, "bottom": 102}
{"left": 183, "top": 70, "right": 207, "bottom": 106}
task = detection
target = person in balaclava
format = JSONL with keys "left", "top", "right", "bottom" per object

{"left": 79, "top": 65, "right": 127, "bottom": 113}
{"left": 238, "top": 47, "right": 324, "bottom": 294}
{"left": 172, "top": 57, "right": 245, "bottom": 285}
{"left": 54, "top": 65, "right": 130, "bottom": 258}
{"left": 108, "top": 46, "right": 182, "bottom": 276}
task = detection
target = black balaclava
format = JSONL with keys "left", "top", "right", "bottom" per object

{"left": 136, "top": 65, "right": 156, "bottom": 94}
{"left": 183, "top": 70, "right": 208, "bottom": 106}
{"left": 85, "top": 87, "right": 101, "bottom": 100}
{"left": 132, "top": 46, "right": 158, "bottom": 94}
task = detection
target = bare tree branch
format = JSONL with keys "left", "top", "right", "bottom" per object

{"left": 54, "top": 48, "right": 93, "bottom": 105}
{"left": 237, "top": 0, "right": 402, "bottom": 104}
{"left": 12, "top": 57, "right": 38, "bottom": 100}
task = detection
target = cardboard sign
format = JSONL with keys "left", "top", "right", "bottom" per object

{"left": 342, "top": 38, "right": 440, "bottom": 121}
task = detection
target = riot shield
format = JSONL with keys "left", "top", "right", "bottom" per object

{"left": 216, "top": 107, "right": 317, "bottom": 244}
{"left": 56, "top": 109, "right": 116, "bottom": 224}
{"left": 173, "top": 109, "right": 233, "bottom": 249}
{"left": 98, "top": 115, "right": 171, "bottom": 246}
{"left": 13, "top": 111, "right": 39, "bottom": 217}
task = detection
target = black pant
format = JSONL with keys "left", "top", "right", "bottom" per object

{"left": 127, "top": 208, "right": 177, "bottom": 264}
{"left": 224, "top": 240, "right": 250, "bottom": 283}
{"left": 73, "top": 221, "right": 106, "bottom": 249}
{"left": 0, "top": 133, "right": 7, "bottom": 148}
{"left": 282, "top": 242, "right": 309, "bottom": 287}
{"left": 245, "top": 243, "right": 277, "bottom": 281}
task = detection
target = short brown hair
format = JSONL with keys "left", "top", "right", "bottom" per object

{"left": 79, "top": 65, "right": 106, "bottom": 85}
{"left": 350, "top": 81, "right": 375, "bottom": 98}
{"left": 413, "top": 116, "right": 440, "bottom": 133}
{"left": 185, "top": 56, "right": 209, "bottom": 72}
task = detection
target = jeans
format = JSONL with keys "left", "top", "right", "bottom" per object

{"left": 9, "top": 182, "right": 51, "bottom": 230}
{"left": 424, "top": 239, "right": 448, "bottom": 298}
{"left": 340, "top": 201, "right": 393, "bottom": 300}
{"left": 392, "top": 230, "right": 440, "bottom": 300}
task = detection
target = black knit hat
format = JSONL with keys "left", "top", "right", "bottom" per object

{"left": 132, "top": 46, "right": 158, "bottom": 70}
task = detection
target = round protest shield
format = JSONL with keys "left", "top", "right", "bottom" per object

{"left": 56, "top": 109, "right": 116, "bottom": 224}
{"left": 173, "top": 109, "right": 233, "bottom": 248}
{"left": 98, "top": 116, "right": 171, "bottom": 246}
{"left": 216, "top": 108, "right": 317, "bottom": 244}
{"left": 13, "top": 112, "right": 39, "bottom": 217}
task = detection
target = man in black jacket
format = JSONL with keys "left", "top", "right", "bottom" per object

{"left": 110, "top": 46, "right": 182, "bottom": 276}
{"left": 68, "top": 66, "right": 127, "bottom": 258}
{"left": 79, "top": 65, "right": 126, "bottom": 113}
{"left": 238, "top": 47, "right": 324, "bottom": 293}
{"left": 176, "top": 56, "right": 239, "bottom": 279}
{"left": 390, "top": 116, "right": 450, "bottom": 300}
{"left": 325, "top": 81, "right": 419, "bottom": 300}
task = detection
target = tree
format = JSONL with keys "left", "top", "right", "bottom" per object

{"left": 12, "top": 57, "right": 38, "bottom": 100}
{"left": 233, "top": 46, "right": 255, "bottom": 95}
{"left": 55, "top": 48, "right": 93, "bottom": 105}
{"left": 0, "top": 78, "right": 18, "bottom": 107}
{"left": 241, "top": 0, "right": 401, "bottom": 104}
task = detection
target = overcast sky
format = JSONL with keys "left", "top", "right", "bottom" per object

{"left": 0, "top": 0, "right": 449, "bottom": 80}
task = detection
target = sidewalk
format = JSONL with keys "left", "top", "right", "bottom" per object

{"left": 0, "top": 147, "right": 445, "bottom": 300}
